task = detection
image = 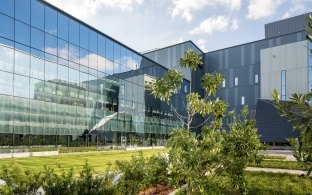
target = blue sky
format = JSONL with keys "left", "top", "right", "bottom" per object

{"left": 45, "top": 0, "right": 312, "bottom": 53}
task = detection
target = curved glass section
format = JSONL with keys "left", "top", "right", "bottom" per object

{"left": 0, "top": 0, "right": 182, "bottom": 147}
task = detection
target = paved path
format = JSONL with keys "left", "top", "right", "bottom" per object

{"left": 246, "top": 167, "right": 307, "bottom": 175}
{"left": 259, "top": 150, "right": 296, "bottom": 161}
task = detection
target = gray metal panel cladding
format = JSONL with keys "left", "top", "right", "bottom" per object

{"left": 256, "top": 99, "right": 299, "bottom": 142}
{"left": 228, "top": 47, "right": 241, "bottom": 67}
{"left": 218, "top": 50, "right": 223, "bottom": 70}
{"left": 265, "top": 13, "right": 309, "bottom": 38}
{"left": 249, "top": 65, "right": 253, "bottom": 85}
{"left": 225, "top": 49, "right": 229, "bottom": 69}
{"left": 241, "top": 45, "right": 245, "bottom": 66}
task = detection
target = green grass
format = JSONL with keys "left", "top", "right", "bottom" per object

{"left": 246, "top": 171, "right": 312, "bottom": 194}
{"left": 260, "top": 155, "right": 286, "bottom": 160}
{"left": 249, "top": 160, "right": 303, "bottom": 170}
{"left": 0, "top": 148, "right": 168, "bottom": 174}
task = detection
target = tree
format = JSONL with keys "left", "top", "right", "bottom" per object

{"left": 145, "top": 49, "right": 226, "bottom": 131}
{"left": 273, "top": 90, "right": 312, "bottom": 176}
{"left": 222, "top": 106, "right": 263, "bottom": 194}
{"left": 146, "top": 49, "right": 262, "bottom": 194}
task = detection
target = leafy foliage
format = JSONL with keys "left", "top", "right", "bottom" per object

{"left": 273, "top": 90, "right": 312, "bottom": 176}
{"left": 222, "top": 106, "right": 264, "bottom": 194}
{"left": 41, "top": 165, "right": 77, "bottom": 195}
{"left": 147, "top": 49, "right": 263, "bottom": 194}
{"left": 179, "top": 49, "right": 203, "bottom": 71}
{"left": 0, "top": 162, "right": 41, "bottom": 195}
{"left": 76, "top": 161, "right": 116, "bottom": 195}
{"left": 145, "top": 69, "right": 183, "bottom": 103}
{"left": 146, "top": 49, "right": 225, "bottom": 130}
{"left": 115, "top": 152, "right": 169, "bottom": 194}
{"left": 0, "top": 161, "right": 116, "bottom": 195}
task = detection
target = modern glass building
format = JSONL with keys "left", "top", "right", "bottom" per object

{"left": 0, "top": 0, "right": 310, "bottom": 146}
{"left": 0, "top": 0, "right": 187, "bottom": 147}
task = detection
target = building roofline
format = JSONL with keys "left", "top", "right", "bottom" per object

{"left": 264, "top": 12, "right": 311, "bottom": 26}
{"left": 142, "top": 40, "right": 204, "bottom": 54}
{"left": 205, "top": 30, "right": 306, "bottom": 54}
{"left": 41, "top": 0, "right": 147, "bottom": 60}
{"left": 40, "top": 0, "right": 173, "bottom": 71}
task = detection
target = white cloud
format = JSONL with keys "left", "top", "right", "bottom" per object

{"left": 45, "top": 0, "right": 144, "bottom": 19}
{"left": 281, "top": 0, "right": 306, "bottom": 19}
{"left": 247, "top": 0, "right": 285, "bottom": 20}
{"left": 196, "top": 39, "right": 208, "bottom": 52}
{"left": 189, "top": 16, "right": 239, "bottom": 35}
{"left": 231, "top": 18, "right": 239, "bottom": 30}
{"left": 170, "top": 0, "right": 242, "bottom": 22}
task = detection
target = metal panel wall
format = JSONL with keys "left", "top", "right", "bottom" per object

{"left": 265, "top": 13, "right": 310, "bottom": 38}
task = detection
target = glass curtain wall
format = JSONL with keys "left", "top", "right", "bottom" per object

{"left": 0, "top": 0, "right": 182, "bottom": 147}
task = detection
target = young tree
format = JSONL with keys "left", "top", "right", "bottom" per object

{"left": 145, "top": 49, "right": 226, "bottom": 131}
{"left": 146, "top": 49, "right": 262, "bottom": 194}
{"left": 273, "top": 90, "right": 312, "bottom": 176}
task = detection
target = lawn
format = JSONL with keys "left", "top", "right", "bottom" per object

{"left": 0, "top": 148, "right": 168, "bottom": 174}
{"left": 249, "top": 160, "right": 303, "bottom": 170}
{"left": 246, "top": 171, "right": 312, "bottom": 194}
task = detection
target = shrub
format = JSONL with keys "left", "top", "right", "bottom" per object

{"left": 115, "top": 151, "right": 169, "bottom": 194}
{"left": 76, "top": 161, "right": 116, "bottom": 195}
{"left": 0, "top": 162, "right": 42, "bottom": 195}
{"left": 41, "top": 165, "right": 77, "bottom": 195}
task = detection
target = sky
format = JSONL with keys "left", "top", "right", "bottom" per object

{"left": 44, "top": 0, "right": 312, "bottom": 53}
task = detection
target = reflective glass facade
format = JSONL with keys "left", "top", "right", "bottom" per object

{"left": 0, "top": 0, "right": 183, "bottom": 147}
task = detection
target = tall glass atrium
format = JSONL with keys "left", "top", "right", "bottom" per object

{"left": 0, "top": 0, "right": 186, "bottom": 147}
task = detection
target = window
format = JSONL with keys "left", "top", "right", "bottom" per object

{"left": 222, "top": 80, "right": 225, "bottom": 87}
{"left": 89, "top": 30, "right": 97, "bottom": 53}
{"left": 45, "top": 6, "right": 57, "bottom": 35}
{"left": 121, "top": 84, "right": 125, "bottom": 96}
{"left": 31, "top": 28, "right": 44, "bottom": 50}
{"left": 184, "top": 85, "right": 188, "bottom": 93}
{"left": 0, "top": 14, "right": 14, "bottom": 41}
{"left": 0, "top": 45, "right": 14, "bottom": 73}
{"left": 114, "top": 43, "right": 121, "bottom": 63}
{"left": 58, "top": 39, "right": 68, "bottom": 59}
{"left": 0, "top": 71, "right": 13, "bottom": 95}
{"left": 14, "top": 74, "right": 30, "bottom": 98}
{"left": 254, "top": 74, "right": 259, "bottom": 84}
{"left": 57, "top": 64, "right": 68, "bottom": 81}
{"left": 45, "top": 61, "right": 57, "bottom": 81}
{"left": 31, "top": 0, "right": 44, "bottom": 30}
{"left": 120, "top": 46, "right": 127, "bottom": 66}
{"left": 15, "top": 50, "right": 30, "bottom": 76}
{"left": 106, "top": 39, "right": 114, "bottom": 61}
{"left": 58, "top": 13, "right": 69, "bottom": 41}
{"left": 98, "top": 35, "right": 106, "bottom": 57}
{"left": 281, "top": 70, "right": 286, "bottom": 100}
{"left": 45, "top": 33, "right": 57, "bottom": 55}
{"left": 0, "top": 0, "right": 14, "bottom": 17}
{"left": 69, "top": 19, "right": 79, "bottom": 45}
{"left": 126, "top": 49, "right": 134, "bottom": 69}
{"left": 15, "top": 21, "right": 30, "bottom": 46}
{"left": 69, "top": 44, "right": 79, "bottom": 62}
{"left": 80, "top": 48, "right": 88, "bottom": 67}
{"left": 15, "top": 0, "right": 30, "bottom": 24}
{"left": 234, "top": 77, "right": 238, "bottom": 86}
{"left": 79, "top": 25, "right": 89, "bottom": 49}
{"left": 241, "top": 96, "right": 245, "bottom": 105}
{"left": 30, "top": 56, "right": 44, "bottom": 80}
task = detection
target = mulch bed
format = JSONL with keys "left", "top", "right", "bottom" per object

{"left": 138, "top": 184, "right": 175, "bottom": 195}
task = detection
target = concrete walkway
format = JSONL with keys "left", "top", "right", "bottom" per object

{"left": 259, "top": 150, "right": 296, "bottom": 161}
{"left": 246, "top": 167, "right": 307, "bottom": 175}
